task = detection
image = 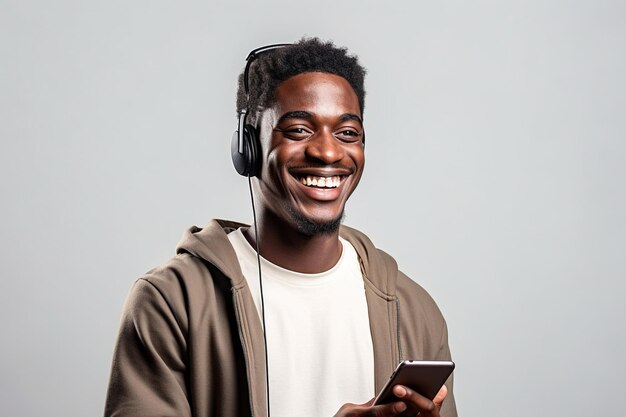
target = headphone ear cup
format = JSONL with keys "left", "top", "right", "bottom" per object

{"left": 243, "top": 124, "right": 261, "bottom": 177}
{"left": 231, "top": 124, "right": 261, "bottom": 177}
{"left": 231, "top": 128, "right": 247, "bottom": 176}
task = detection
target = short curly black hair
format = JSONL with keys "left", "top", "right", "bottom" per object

{"left": 236, "top": 38, "right": 366, "bottom": 126}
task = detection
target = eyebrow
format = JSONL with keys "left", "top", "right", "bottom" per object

{"left": 276, "top": 111, "right": 313, "bottom": 124}
{"left": 339, "top": 113, "right": 363, "bottom": 126}
{"left": 276, "top": 111, "right": 363, "bottom": 126}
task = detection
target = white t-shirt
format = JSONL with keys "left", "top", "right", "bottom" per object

{"left": 228, "top": 228, "right": 375, "bottom": 417}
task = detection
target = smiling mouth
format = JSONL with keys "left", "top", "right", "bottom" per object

{"left": 297, "top": 175, "right": 343, "bottom": 189}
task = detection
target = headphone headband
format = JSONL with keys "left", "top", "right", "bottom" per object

{"left": 243, "top": 43, "right": 291, "bottom": 95}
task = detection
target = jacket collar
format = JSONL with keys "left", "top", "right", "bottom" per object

{"left": 176, "top": 219, "right": 399, "bottom": 297}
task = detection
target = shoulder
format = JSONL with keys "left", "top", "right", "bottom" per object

{"left": 142, "top": 252, "right": 216, "bottom": 293}
{"left": 123, "top": 219, "right": 247, "bottom": 321}
{"left": 126, "top": 259, "right": 238, "bottom": 336}
{"left": 137, "top": 218, "right": 246, "bottom": 297}
{"left": 120, "top": 254, "right": 215, "bottom": 328}
{"left": 340, "top": 224, "right": 441, "bottom": 305}
{"left": 396, "top": 270, "right": 446, "bottom": 329}
{"left": 340, "top": 225, "right": 437, "bottom": 307}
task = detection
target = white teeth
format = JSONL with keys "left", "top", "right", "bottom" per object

{"left": 301, "top": 175, "right": 341, "bottom": 188}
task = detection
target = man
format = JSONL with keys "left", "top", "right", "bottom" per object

{"left": 105, "top": 38, "right": 457, "bottom": 417}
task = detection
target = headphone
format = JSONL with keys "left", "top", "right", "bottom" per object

{"left": 231, "top": 43, "right": 290, "bottom": 177}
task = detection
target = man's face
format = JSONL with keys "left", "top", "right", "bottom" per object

{"left": 255, "top": 72, "right": 365, "bottom": 235}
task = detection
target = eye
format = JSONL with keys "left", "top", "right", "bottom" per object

{"left": 275, "top": 126, "right": 313, "bottom": 140}
{"left": 335, "top": 129, "right": 361, "bottom": 142}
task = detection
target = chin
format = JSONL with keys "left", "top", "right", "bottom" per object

{"left": 287, "top": 207, "right": 345, "bottom": 237}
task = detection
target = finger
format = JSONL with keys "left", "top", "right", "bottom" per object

{"left": 334, "top": 400, "right": 407, "bottom": 417}
{"left": 392, "top": 385, "right": 438, "bottom": 416}
{"left": 368, "top": 401, "right": 408, "bottom": 417}
{"left": 432, "top": 385, "right": 447, "bottom": 410}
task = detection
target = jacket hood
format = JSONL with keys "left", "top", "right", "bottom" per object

{"left": 175, "top": 219, "right": 249, "bottom": 286}
{"left": 175, "top": 219, "right": 400, "bottom": 296}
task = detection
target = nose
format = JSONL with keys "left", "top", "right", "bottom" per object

{"left": 304, "top": 128, "right": 344, "bottom": 164}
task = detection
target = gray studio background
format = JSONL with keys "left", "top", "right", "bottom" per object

{"left": 1, "top": 1, "right": 624, "bottom": 416}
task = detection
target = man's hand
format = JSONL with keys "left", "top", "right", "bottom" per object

{"left": 333, "top": 385, "right": 447, "bottom": 417}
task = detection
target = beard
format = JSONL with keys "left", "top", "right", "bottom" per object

{"left": 286, "top": 206, "right": 345, "bottom": 237}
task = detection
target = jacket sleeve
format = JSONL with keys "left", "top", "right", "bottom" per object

{"left": 104, "top": 278, "right": 190, "bottom": 417}
{"left": 437, "top": 319, "right": 458, "bottom": 417}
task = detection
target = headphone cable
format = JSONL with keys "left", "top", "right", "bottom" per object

{"left": 248, "top": 176, "right": 271, "bottom": 417}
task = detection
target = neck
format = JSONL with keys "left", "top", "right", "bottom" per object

{"left": 244, "top": 209, "right": 342, "bottom": 274}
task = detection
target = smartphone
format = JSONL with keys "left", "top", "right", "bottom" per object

{"left": 373, "top": 360, "right": 455, "bottom": 405}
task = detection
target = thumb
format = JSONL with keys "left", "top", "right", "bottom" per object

{"left": 433, "top": 385, "right": 448, "bottom": 410}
